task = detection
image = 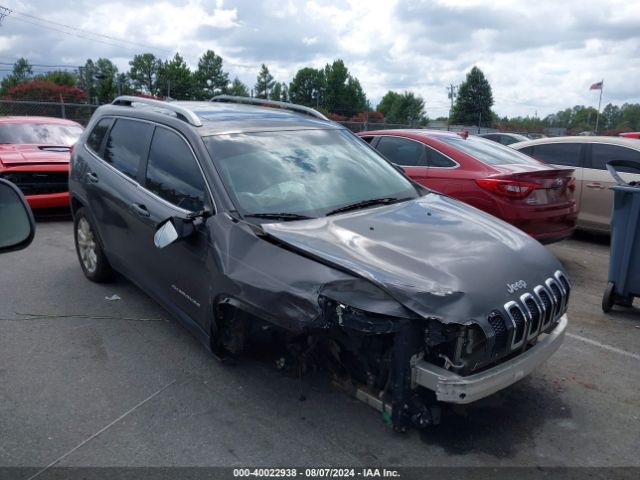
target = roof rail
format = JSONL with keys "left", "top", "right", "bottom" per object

{"left": 111, "top": 96, "right": 202, "bottom": 127}
{"left": 210, "top": 95, "right": 328, "bottom": 121}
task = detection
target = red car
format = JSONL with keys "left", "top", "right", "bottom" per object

{"left": 619, "top": 132, "right": 640, "bottom": 139}
{"left": 0, "top": 116, "right": 83, "bottom": 210}
{"left": 358, "top": 130, "right": 578, "bottom": 243}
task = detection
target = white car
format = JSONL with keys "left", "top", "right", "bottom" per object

{"left": 511, "top": 136, "right": 640, "bottom": 233}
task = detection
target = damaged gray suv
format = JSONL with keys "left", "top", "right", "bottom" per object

{"left": 69, "top": 96, "right": 569, "bottom": 431}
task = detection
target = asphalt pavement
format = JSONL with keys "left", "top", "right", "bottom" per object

{"left": 1, "top": 220, "right": 639, "bottom": 473}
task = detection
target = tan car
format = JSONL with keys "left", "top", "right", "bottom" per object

{"left": 511, "top": 137, "right": 640, "bottom": 233}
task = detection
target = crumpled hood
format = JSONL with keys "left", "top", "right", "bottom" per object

{"left": 0, "top": 144, "right": 70, "bottom": 166}
{"left": 262, "top": 194, "right": 565, "bottom": 323}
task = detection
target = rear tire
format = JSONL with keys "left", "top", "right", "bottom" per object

{"left": 602, "top": 282, "right": 615, "bottom": 313}
{"left": 74, "top": 208, "right": 113, "bottom": 282}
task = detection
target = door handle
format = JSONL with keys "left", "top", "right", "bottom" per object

{"left": 586, "top": 183, "right": 606, "bottom": 190}
{"left": 129, "top": 203, "right": 150, "bottom": 218}
{"left": 86, "top": 172, "right": 99, "bottom": 183}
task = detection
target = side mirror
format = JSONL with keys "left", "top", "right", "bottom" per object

{"left": 153, "top": 216, "right": 197, "bottom": 249}
{"left": 0, "top": 178, "right": 36, "bottom": 254}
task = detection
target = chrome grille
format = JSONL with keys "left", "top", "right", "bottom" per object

{"left": 496, "top": 270, "right": 569, "bottom": 356}
{"left": 505, "top": 301, "right": 527, "bottom": 349}
{"left": 522, "top": 294, "right": 542, "bottom": 339}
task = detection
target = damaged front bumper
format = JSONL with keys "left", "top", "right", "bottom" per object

{"left": 412, "top": 314, "right": 568, "bottom": 404}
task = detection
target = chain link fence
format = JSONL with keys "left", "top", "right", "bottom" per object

{"left": 0, "top": 100, "right": 99, "bottom": 126}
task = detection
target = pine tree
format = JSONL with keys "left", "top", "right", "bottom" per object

{"left": 450, "top": 66, "right": 494, "bottom": 126}
{"left": 254, "top": 64, "right": 275, "bottom": 99}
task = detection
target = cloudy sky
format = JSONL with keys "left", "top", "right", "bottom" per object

{"left": 0, "top": 0, "right": 639, "bottom": 118}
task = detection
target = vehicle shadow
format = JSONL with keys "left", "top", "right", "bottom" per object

{"left": 420, "top": 376, "right": 571, "bottom": 458}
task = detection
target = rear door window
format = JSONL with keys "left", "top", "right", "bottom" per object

{"left": 527, "top": 143, "right": 582, "bottom": 167}
{"left": 590, "top": 143, "right": 640, "bottom": 173}
{"left": 103, "top": 119, "right": 153, "bottom": 180}
{"left": 145, "top": 127, "right": 207, "bottom": 212}
{"left": 376, "top": 136, "right": 426, "bottom": 166}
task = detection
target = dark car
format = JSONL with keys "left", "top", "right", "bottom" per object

{"left": 476, "top": 132, "right": 530, "bottom": 145}
{"left": 69, "top": 96, "right": 570, "bottom": 431}
{"left": 358, "top": 130, "right": 578, "bottom": 244}
{"left": 0, "top": 116, "right": 83, "bottom": 211}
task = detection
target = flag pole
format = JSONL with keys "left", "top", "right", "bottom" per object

{"left": 594, "top": 79, "right": 604, "bottom": 133}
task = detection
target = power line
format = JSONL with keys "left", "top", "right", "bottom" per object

{"left": 0, "top": 61, "right": 80, "bottom": 69}
{"left": 2, "top": 5, "right": 171, "bottom": 54}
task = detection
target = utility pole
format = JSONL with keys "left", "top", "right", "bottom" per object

{"left": 0, "top": 6, "right": 11, "bottom": 26}
{"left": 447, "top": 84, "right": 457, "bottom": 130}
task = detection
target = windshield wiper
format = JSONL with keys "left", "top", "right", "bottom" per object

{"left": 326, "top": 197, "right": 412, "bottom": 216}
{"left": 244, "top": 212, "right": 315, "bottom": 221}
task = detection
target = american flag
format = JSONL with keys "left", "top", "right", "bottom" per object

{"left": 590, "top": 81, "right": 603, "bottom": 90}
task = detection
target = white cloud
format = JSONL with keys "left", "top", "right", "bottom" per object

{"left": 0, "top": 0, "right": 638, "bottom": 118}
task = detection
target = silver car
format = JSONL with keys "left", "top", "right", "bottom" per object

{"left": 511, "top": 136, "right": 640, "bottom": 233}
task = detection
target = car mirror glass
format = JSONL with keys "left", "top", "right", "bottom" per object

{"left": 154, "top": 219, "right": 179, "bottom": 249}
{"left": 0, "top": 179, "right": 35, "bottom": 254}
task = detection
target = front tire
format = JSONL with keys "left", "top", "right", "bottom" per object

{"left": 74, "top": 208, "right": 113, "bottom": 282}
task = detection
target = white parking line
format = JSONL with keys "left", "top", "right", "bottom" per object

{"left": 27, "top": 379, "right": 178, "bottom": 480}
{"left": 567, "top": 332, "right": 640, "bottom": 361}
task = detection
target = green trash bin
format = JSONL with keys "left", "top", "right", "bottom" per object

{"left": 602, "top": 159, "right": 640, "bottom": 312}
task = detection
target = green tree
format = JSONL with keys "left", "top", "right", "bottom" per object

{"left": 280, "top": 82, "right": 289, "bottom": 103}
{"left": 76, "top": 58, "right": 120, "bottom": 103}
{"left": 1, "top": 57, "right": 33, "bottom": 93}
{"left": 601, "top": 103, "right": 620, "bottom": 130}
{"left": 324, "top": 59, "right": 367, "bottom": 117}
{"left": 128, "top": 53, "right": 162, "bottom": 95}
{"left": 289, "top": 67, "right": 325, "bottom": 107}
{"left": 115, "top": 72, "right": 134, "bottom": 96}
{"left": 619, "top": 103, "right": 640, "bottom": 131}
{"left": 228, "top": 77, "right": 249, "bottom": 97}
{"left": 450, "top": 66, "right": 494, "bottom": 126}
{"left": 77, "top": 59, "right": 97, "bottom": 100}
{"left": 384, "top": 91, "right": 428, "bottom": 126}
{"left": 157, "top": 53, "right": 195, "bottom": 99}
{"left": 39, "top": 70, "right": 76, "bottom": 87}
{"left": 270, "top": 82, "right": 282, "bottom": 101}
{"left": 254, "top": 64, "right": 275, "bottom": 99}
{"left": 376, "top": 91, "right": 401, "bottom": 116}
{"left": 94, "top": 58, "right": 118, "bottom": 103}
{"left": 195, "top": 50, "right": 229, "bottom": 99}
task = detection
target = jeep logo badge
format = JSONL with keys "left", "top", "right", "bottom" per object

{"left": 507, "top": 280, "right": 527, "bottom": 294}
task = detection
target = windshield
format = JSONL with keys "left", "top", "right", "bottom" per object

{"left": 438, "top": 134, "right": 542, "bottom": 166}
{"left": 0, "top": 123, "right": 83, "bottom": 145}
{"left": 204, "top": 129, "right": 418, "bottom": 217}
